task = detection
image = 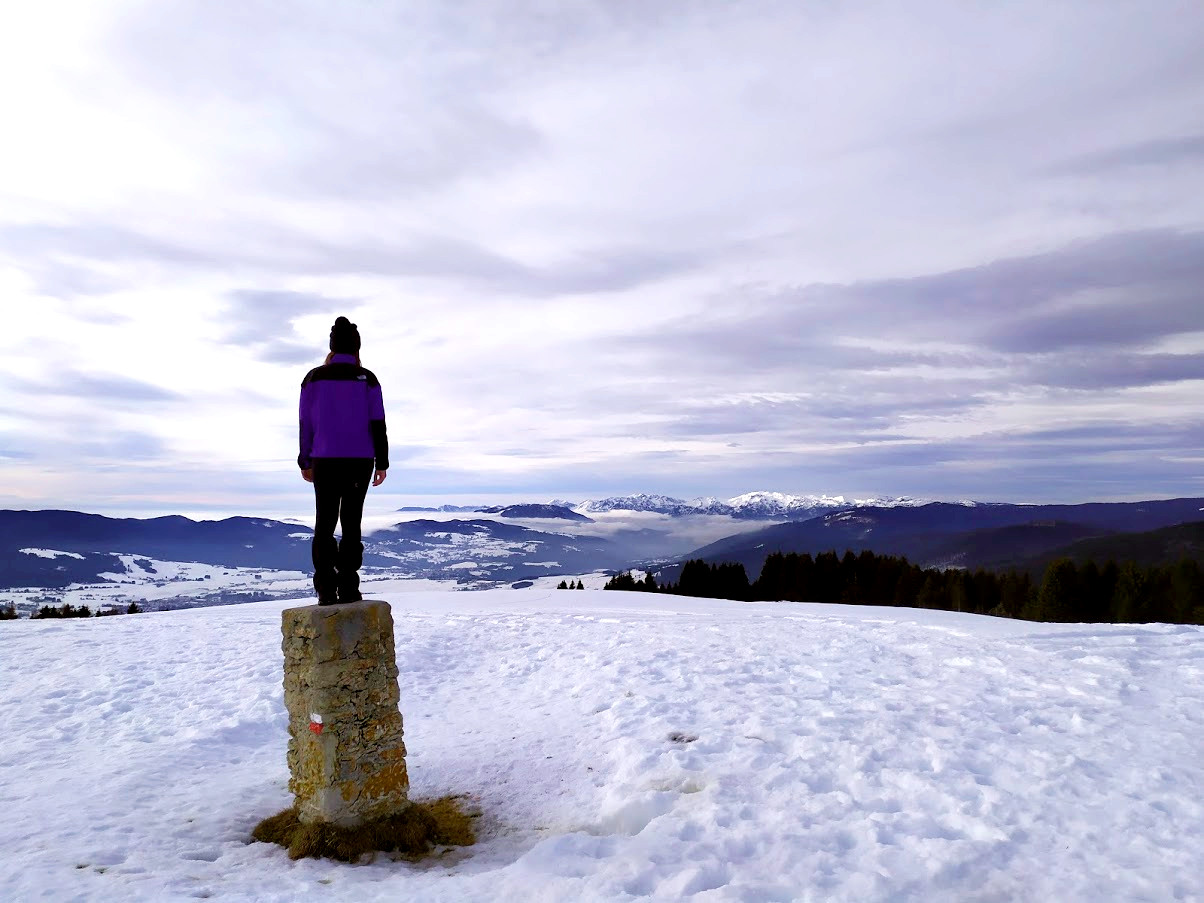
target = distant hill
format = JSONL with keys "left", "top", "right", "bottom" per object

{"left": 476, "top": 504, "right": 593, "bottom": 522}
{"left": 1015, "top": 520, "right": 1204, "bottom": 574}
{"left": 0, "top": 510, "right": 621, "bottom": 591}
{"left": 662, "top": 498, "right": 1204, "bottom": 581}
{"left": 922, "top": 521, "right": 1115, "bottom": 570}
{"left": 0, "top": 510, "right": 313, "bottom": 587}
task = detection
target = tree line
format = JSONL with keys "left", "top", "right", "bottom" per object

{"left": 0, "top": 602, "right": 144, "bottom": 620}
{"left": 604, "top": 550, "right": 1204, "bottom": 624}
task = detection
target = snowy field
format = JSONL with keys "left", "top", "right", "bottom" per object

{"left": 0, "top": 555, "right": 314, "bottom": 614}
{"left": 2, "top": 590, "right": 1201, "bottom": 902}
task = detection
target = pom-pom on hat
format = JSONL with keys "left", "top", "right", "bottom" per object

{"left": 329, "top": 316, "right": 361, "bottom": 354}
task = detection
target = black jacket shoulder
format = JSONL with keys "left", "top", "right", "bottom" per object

{"left": 301, "top": 363, "right": 381, "bottom": 388}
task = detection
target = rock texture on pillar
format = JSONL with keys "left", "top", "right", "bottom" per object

{"left": 281, "top": 600, "right": 409, "bottom": 827}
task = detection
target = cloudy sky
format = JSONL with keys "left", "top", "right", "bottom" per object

{"left": 2, "top": 0, "right": 1203, "bottom": 518}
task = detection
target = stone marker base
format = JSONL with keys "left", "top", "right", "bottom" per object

{"left": 281, "top": 600, "right": 409, "bottom": 827}
{"left": 251, "top": 796, "right": 477, "bottom": 862}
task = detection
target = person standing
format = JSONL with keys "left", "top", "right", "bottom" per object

{"left": 298, "top": 317, "right": 389, "bottom": 605}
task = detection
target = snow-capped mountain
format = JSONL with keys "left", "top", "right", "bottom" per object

{"left": 725, "top": 491, "right": 932, "bottom": 518}
{"left": 576, "top": 494, "right": 724, "bottom": 516}
{"left": 576, "top": 491, "right": 935, "bottom": 520}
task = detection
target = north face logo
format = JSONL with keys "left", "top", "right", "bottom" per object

{"left": 357, "top": 375, "right": 367, "bottom": 380}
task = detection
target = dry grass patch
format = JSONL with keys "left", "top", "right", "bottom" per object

{"left": 251, "top": 796, "right": 478, "bottom": 862}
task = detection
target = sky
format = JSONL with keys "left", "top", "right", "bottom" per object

{"left": 2, "top": 0, "right": 1203, "bottom": 518}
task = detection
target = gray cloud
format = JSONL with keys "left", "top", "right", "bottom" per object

{"left": 1025, "top": 352, "right": 1204, "bottom": 391}
{"left": 257, "top": 340, "right": 324, "bottom": 366}
{"left": 222, "top": 289, "right": 360, "bottom": 365}
{"left": 0, "top": 223, "right": 213, "bottom": 265}
{"left": 0, "top": 223, "right": 214, "bottom": 298}
{"left": 3, "top": 370, "right": 184, "bottom": 404}
{"left": 846, "top": 230, "right": 1204, "bottom": 344}
{"left": 4, "top": 427, "right": 167, "bottom": 464}
{"left": 987, "top": 293, "right": 1203, "bottom": 354}
{"left": 264, "top": 101, "right": 543, "bottom": 202}
{"left": 1047, "top": 134, "right": 1204, "bottom": 175}
{"left": 295, "top": 236, "right": 704, "bottom": 296}
{"left": 110, "top": 1, "right": 549, "bottom": 201}
{"left": 224, "top": 289, "right": 342, "bottom": 342}
{"left": 73, "top": 430, "right": 169, "bottom": 462}
{"left": 70, "top": 373, "right": 182, "bottom": 403}
{"left": 718, "top": 420, "right": 1204, "bottom": 503}
{"left": 1, "top": 218, "right": 703, "bottom": 299}
{"left": 655, "top": 393, "right": 984, "bottom": 442}
{"left": 623, "top": 230, "right": 1204, "bottom": 393}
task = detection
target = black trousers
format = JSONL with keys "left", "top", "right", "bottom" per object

{"left": 311, "top": 458, "right": 374, "bottom": 601}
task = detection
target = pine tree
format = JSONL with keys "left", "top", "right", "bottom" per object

{"left": 754, "top": 552, "right": 787, "bottom": 601}
{"left": 714, "top": 562, "right": 749, "bottom": 601}
{"left": 999, "top": 572, "right": 1032, "bottom": 619}
{"left": 892, "top": 565, "right": 924, "bottom": 608}
{"left": 1112, "top": 563, "right": 1150, "bottom": 623}
{"left": 948, "top": 571, "right": 970, "bottom": 613}
{"left": 1078, "top": 561, "right": 1106, "bottom": 622}
{"left": 916, "top": 574, "right": 949, "bottom": 610}
{"left": 1169, "top": 559, "right": 1202, "bottom": 623}
{"left": 675, "top": 560, "right": 703, "bottom": 597}
{"left": 1034, "top": 559, "right": 1078, "bottom": 622}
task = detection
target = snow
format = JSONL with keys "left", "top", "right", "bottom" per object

{"left": 18, "top": 548, "right": 86, "bottom": 559}
{"left": 2, "top": 590, "right": 1201, "bottom": 902}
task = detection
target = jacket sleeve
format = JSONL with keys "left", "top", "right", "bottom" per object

{"left": 298, "top": 377, "right": 315, "bottom": 470}
{"left": 368, "top": 382, "right": 389, "bottom": 470}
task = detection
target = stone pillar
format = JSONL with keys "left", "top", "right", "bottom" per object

{"left": 281, "top": 600, "right": 409, "bottom": 827}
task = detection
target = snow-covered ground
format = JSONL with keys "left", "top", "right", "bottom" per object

{"left": 0, "top": 556, "right": 315, "bottom": 614}
{"left": 2, "top": 590, "right": 1201, "bottom": 902}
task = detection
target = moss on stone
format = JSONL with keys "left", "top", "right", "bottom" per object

{"left": 251, "top": 796, "right": 478, "bottom": 862}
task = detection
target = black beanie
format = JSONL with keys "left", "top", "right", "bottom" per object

{"left": 329, "top": 316, "right": 361, "bottom": 354}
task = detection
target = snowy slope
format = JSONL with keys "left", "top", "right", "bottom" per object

{"left": 1, "top": 591, "right": 1201, "bottom": 902}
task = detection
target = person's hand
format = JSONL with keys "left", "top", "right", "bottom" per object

{"left": 302, "top": 469, "right": 314, "bottom": 483}
{"left": 373, "top": 469, "right": 387, "bottom": 487}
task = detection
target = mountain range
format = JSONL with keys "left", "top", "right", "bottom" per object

{"left": 3, "top": 494, "right": 1203, "bottom": 607}
{"left": 0, "top": 510, "right": 625, "bottom": 592}
{"left": 398, "top": 492, "right": 937, "bottom": 521}
{"left": 663, "top": 497, "right": 1204, "bottom": 582}
{"left": 575, "top": 491, "right": 934, "bottom": 519}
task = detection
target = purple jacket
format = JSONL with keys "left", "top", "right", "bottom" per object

{"left": 298, "top": 353, "right": 389, "bottom": 470}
